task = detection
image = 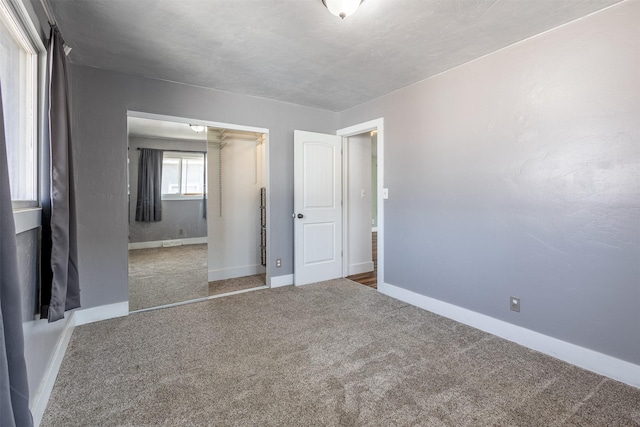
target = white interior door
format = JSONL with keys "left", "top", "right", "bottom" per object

{"left": 294, "top": 130, "right": 342, "bottom": 286}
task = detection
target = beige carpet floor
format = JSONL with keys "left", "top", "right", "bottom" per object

{"left": 129, "top": 245, "right": 265, "bottom": 311}
{"left": 128, "top": 244, "right": 208, "bottom": 311}
{"left": 43, "top": 279, "right": 640, "bottom": 426}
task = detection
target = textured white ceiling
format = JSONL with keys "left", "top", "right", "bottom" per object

{"left": 49, "top": 0, "right": 622, "bottom": 111}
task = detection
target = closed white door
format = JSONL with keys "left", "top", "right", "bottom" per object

{"left": 294, "top": 130, "right": 342, "bottom": 286}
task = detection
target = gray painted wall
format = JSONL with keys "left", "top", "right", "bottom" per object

{"left": 338, "top": 2, "right": 639, "bottom": 364}
{"left": 128, "top": 136, "right": 207, "bottom": 243}
{"left": 69, "top": 64, "right": 337, "bottom": 308}
{"left": 17, "top": 231, "right": 39, "bottom": 327}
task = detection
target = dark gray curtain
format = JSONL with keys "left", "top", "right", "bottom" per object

{"left": 0, "top": 81, "right": 34, "bottom": 426}
{"left": 41, "top": 26, "right": 80, "bottom": 322}
{"left": 135, "top": 148, "right": 163, "bottom": 222}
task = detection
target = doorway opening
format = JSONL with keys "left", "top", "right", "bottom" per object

{"left": 339, "top": 119, "right": 384, "bottom": 291}
{"left": 292, "top": 119, "right": 384, "bottom": 289}
{"left": 344, "top": 130, "right": 378, "bottom": 289}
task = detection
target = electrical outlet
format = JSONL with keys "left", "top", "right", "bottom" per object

{"left": 510, "top": 296, "right": 520, "bottom": 312}
{"left": 276, "top": 259, "right": 282, "bottom": 268}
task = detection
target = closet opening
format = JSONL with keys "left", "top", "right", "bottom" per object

{"left": 127, "top": 111, "right": 270, "bottom": 312}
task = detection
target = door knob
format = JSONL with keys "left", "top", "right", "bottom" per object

{"left": 297, "top": 213, "right": 304, "bottom": 219}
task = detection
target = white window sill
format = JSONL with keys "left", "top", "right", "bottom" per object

{"left": 162, "top": 195, "right": 204, "bottom": 201}
{"left": 14, "top": 207, "right": 42, "bottom": 234}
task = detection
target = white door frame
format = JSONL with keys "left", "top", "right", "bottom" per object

{"left": 337, "top": 118, "right": 384, "bottom": 290}
{"left": 127, "top": 110, "right": 272, "bottom": 288}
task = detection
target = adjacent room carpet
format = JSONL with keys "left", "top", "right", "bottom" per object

{"left": 42, "top": 279, "right": 640, "bottom": 426}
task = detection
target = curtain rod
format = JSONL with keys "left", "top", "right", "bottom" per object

{"left": 135, "top": 148, "right": 206, "bottom": 154}
{"left": 40, "top": 0, "right": 56, "bottom": 26}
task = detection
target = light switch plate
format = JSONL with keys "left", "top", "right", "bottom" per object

{"left": 382, "top": 188, "right": 389, "bottom": 199}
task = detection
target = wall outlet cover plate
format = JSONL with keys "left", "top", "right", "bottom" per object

{"left": 510, "top": 296, "right": 520, "bottom": 312}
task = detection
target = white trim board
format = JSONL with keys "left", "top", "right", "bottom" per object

{"left": 348, "top": 261, "right": 374, "bottom": 276}
{"left": 128, "top": 237, "right": 207, "bottom": 250}
{"left": 208, "top": 264, "right": 265, "bottom": 282}
{"left": 14, "top": 207, "right": 41, "bottom": 234}
{"left": 270, "top": 274, "right": 294, "bottom": 288}
{"left": 127, "top": 111, "right": 269, "bottom": 134}
{"left": 30, "top": 302, "right": 129, "bottom": 426}
{"left": 337, "top": 118, "right": 384, "bottom": 292}
{"left": 29, "top": 316, "right": 73, "bottom": 427}
{"left": 379, "top": 282, "right": 640, "bottom": 389}
{"left": 73, "top": 302, "right": 129, "bottom": 326}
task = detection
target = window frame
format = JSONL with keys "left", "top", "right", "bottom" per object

{"left": 0, "top": 0, "right": 46, "bottom": 231}
{"left": 161, "top": 151, "right": 206, "bottom": 201}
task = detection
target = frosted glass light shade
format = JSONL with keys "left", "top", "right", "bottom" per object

{"left": 189, "top": 124, "right": 205, "bottom": 133}
{"left": 322, "top": 0, "right": 362, "bottom": 19}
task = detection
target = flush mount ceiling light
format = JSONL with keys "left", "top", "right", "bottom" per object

{"left": 322, "top": 0, "right": 363, "bottom": 19}
{"left": 189, "top": 124, "right": 205, "bottom": 133}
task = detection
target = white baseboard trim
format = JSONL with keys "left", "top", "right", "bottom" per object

{"left": 348, "top": 261, "right": 374, "bottom": 276}
{"left": 30, "top": 315, "right": 74, "bottom": 427}
{"left": 208, "top": 264, "right": 262, "bottom": 282}
{"left": 380, "top": 282, "right": 640, "bottom": 389}
{"left": 30, "top": 302, "right": 129, "bottom": 426}
{"left": 128, "top": 237, "right": 207, "bottom": 250}
{"left": 72, "top": 302, "right": 129, "bottom": 327}
{"left": 270, "top": 274, "right": 294, "bottom": 288}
